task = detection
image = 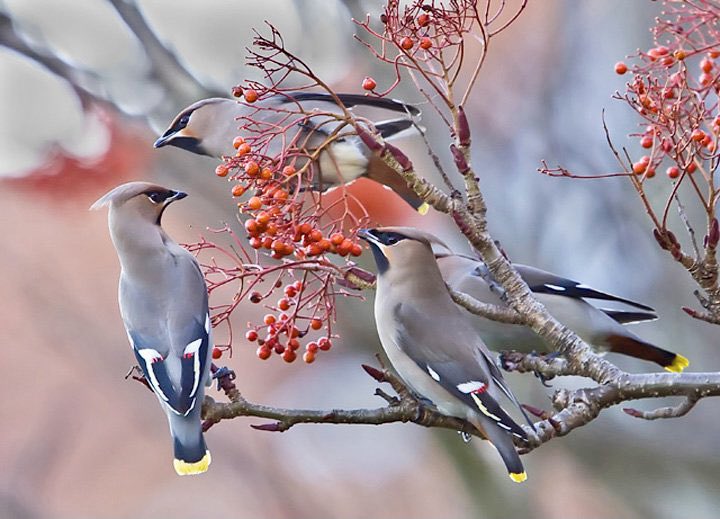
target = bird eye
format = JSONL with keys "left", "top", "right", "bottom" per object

{"left": 383, "top": 232, "right": 404, "bottom": 245}
{"left": 178, "top": 114, "right": 191, "bottom": 129}
{"left": 146, "top": 191, "right": 166, "bottom": 204}
{"left": 386, "top": 235, "right": 399, "bottom": 245}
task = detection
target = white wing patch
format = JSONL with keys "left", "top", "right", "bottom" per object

{"left": 456, "top": 381, "right": 486, "bottom": 394}
{"left": 136, "top": 348, "right": 169, "bottom": 403}
{"left": 544, "top": 284, "right": 565, "bottom": 291}
{"left": 183, "top": 338, "right": 203, "bottom": 398}
{"left": 470, "top": 393, "right": 501, "bottom": 421}
{"left": 426, "top": 365, "right": 441, "bottom": 381}
{"left": 204, "top": 314, "right": 210, "bottom": 333}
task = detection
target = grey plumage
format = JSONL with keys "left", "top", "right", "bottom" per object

{"left": 91, "top": 182, "right": 213, "bottom": 475}
{"left": 437, "top": 253, "right": 689, "bottom": 373}
{"left": 154, "top": 92, "right": 428, "bottom": 212}
{"left": 358, "top": 227, "right": 530, "bottom": 483}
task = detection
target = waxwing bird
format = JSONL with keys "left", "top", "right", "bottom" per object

{"left": 358, "top": 227, "right": 531, "bottom": 483}
{"left": 437, "top": 253, "right": 689, "bottom": 373}
{"left": 91, "top": 182, "right": 213, "bottom": 475}
{"left": 154, "top": 92, "right": 428, "bottom": 213}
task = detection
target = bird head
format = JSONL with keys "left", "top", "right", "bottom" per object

{"left": 358, "top": 226, "right": 451, "bottom": 274}
{"left": 154, "top": 98, "right": 239, "bottom": 158}
{"left": 90, "top": 181, "right": 187, "bottom": 226}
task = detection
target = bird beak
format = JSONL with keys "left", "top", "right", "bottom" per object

{"left": 168, "top": 191, "right": 188, "bottom": 203}
{"left": 153, "top": 134, "right": 173, "bottom": 148}
{"left": 357, "top": 229, "right": 381, "bottom": 247}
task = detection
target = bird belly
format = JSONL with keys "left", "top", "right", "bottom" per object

{"left": 318, "top": 141, "right": 368, "bottom": 185}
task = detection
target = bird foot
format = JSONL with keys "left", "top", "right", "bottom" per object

{"left": 212, "top": 365, "right": 237, "bottom": 391}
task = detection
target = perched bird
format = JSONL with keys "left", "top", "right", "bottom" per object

{"left": 359, "top": 227, "right": 531, "bottom": 483}
{"left": 91, "top": 182, "right": 213, "bottom": 475}
{"left": 154, "top": 92, "right": 428, "bottom": 212}
{"left": 437, "top": 253, "right": 689, "bottom": 373}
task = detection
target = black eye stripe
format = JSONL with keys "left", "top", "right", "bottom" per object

{"left": 145, "top": 190, "right": 173, "bottom": 204}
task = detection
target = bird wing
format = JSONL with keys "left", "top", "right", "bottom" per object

{"left": 122, "top": 252, "right": 211, "bottom": 417}
{"left": 512, "top": 264, "right": 655, "bottom": 311}
{"left": 392, "top": 302, "right": 527, "bottom": 439}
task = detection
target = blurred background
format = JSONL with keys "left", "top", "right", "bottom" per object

{"left": 1, "top": 1, "right": 719, "bottom": 518}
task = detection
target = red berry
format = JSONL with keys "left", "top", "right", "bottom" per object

{"left": 232, "top": 86, "right": 243, "bottom": 98}
{"left": 284, "top": 285, "right": 297, "bottom": 298}
{"left": 212, "top": 347, "right": 222, "bottom": 360}
{"left": 282, "top": 165, "right": 296, "bottom": 177}
{"left": 350, "top": 243, "right": 363, "bottom": 257}
{"left": 362, "top": 77, "right": 377, "bottom": 91}
{"left": 666, "top": 166, "right": 680, "bottom": 179}
{"left": 264, "top": 314, "right": 276, "bottom": 325}
{"left": 257, "top": 346, "right": 271, "bottom": 360}
{"left": 640, "top": 136, "right": 653, "bottom": 149}
{"left": 278, "top": 298, "right": 290, "bottom": 311}
{"left": 288, "top": 339, "right": 300, "bottom": 351}
{"left": 250, "top": 291, "right": 262, "bottom": 303}
{"left": 244, "top": 219, "right": 259, "bottom": 234}
{"left": 644, "top": 168, "right": 656, "bottom": 179}
{"left": 420, "top": 37, "right": 432, "bottom": 50}
{"left": 687, "top": 162, "right": 697, "bottom": 173}
{"left": 400, "top": 36, "right": 414, "bottom": 50}
{"left": 632, "top": 161, "right": 647, "bottom": 175}
{"left": 615, "top": 62, "right": 628, "bottom": 75}
{"left": 417, "top": 13, "right": 430, "bottom": 27}
{"left": 306, "top": 341, "right": 319, "bottom": 353}
{"left": 244, "top": 89, "right": 259, "bottom": 103}
{"left": 318, "top": 337, "right": 332, "bottom": 351}
{"left": 303, "top": 351, "right": 316, "bottom": 364}
{"left": 282, "top": 349, "right": 297, "bottom": 363}
{"left": 246, "top": 330, "right": 259, "bottom": 342}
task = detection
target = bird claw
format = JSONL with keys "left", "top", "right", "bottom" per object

{"left": 212, "top": 366, "right": 236, "bottom": 391}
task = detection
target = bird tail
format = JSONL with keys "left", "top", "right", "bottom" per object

{"left": 170, "top": 415, "right": 211, "bottom": 475}
{"left": 470, "top": 414, "right": 527, "bottom": 483}
{"left": 605, "top": 334, "right": 689, "bottom": 373}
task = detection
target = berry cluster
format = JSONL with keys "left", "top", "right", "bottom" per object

{"left": 204, "top": 85, "right": 371, "bottom": 363}
{"left": 614, "top": 3, "right": 720, "bottom": 185}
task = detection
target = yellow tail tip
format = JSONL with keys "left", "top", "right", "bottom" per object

{"left": 174, "top": 451, "right": 211, "bottom": 476}
{"left": 417, "top": 202, "right": 430, "bottom": 215}
{"left": 509, "top": 471, "right": 527, "bottom": 483}
{"left": 665, "top": 354, "right": 689, "bottom": 373}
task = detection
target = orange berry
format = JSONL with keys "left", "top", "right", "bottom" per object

{"left": 310, "top": 318, "right": 323, "bottom": 330}
{"left": 257, "top": 346, "right": 271, "bottom": 360}
{"left": 288, "top": 339, "right": 300, "bottom": 351}
{"left": 400, "top": 36, "right": 414, "bottom": 50}
{"left": 674, "top": 49, "right": 687, "bottom": 60}
{"left": 261, "top": 236, "right": 273, "bottom": 249}
{"left": 666, "top": 166, "right": 680, "bottom": 179}
{"left": 249, "top": 237, "right": 262, "bottom": 249}
{"left": 282, "top": 165, "right": 296, "bottom": 177}
{"left": 700, "top": 73, "right": 713, "bottom": 86}
{"left": 330, "top": 233, "right": 344, "bottom": 246}
{"left": 246, "top": 330, "right": 259, "bottom": 342}
{"left": 247, "top": 196, "right": 263, "bottom": 210}
{"left": 337, "top": 239, "right": 353, "bottom": 256}
{"left": 309, "top": 229, "right": 323, "bottom": 242}
{"left": 245, "top": 219, "right": 259, "bottom": 234}
{"left": 215, "top": 164, "right": 230, "bottom": 177}
{"left": 710, "top": 50, "right": 720, "bottom": 59}
{"left": 232, "top": 184, "right": 246, "bottom": 197}
{"left": 420, "top": 37, "right": 432, "bottom": 50}
{"left": 350, "top": 243, "right": 363, "bottom": 257}
{"left": 692, "top": 129, "right": 706, "bottom": 142}
{"left": 273, "top": 189, "right": 288, "bottom": 200}
{"left": 645, "top": 168, "right": 656, "bottom": 179}
{"left": 362, "top": 77, "right": 377, "bottom": 91}
{"left": 244, "top": 89, "right": 259, "bottom": 103}
{"left": 236, "top": 142, "right": 252, "bottom": 156}
{"left": 318, "top": 239, "right": 332, "bottom": 252}
{"left": 256, "top": 211, "right": 271, "bottom": 225}
{"left": 264, "top": 314, "right": 276, "bottom": 325}
{"left": 417, "top": 13, "right": 430, "bottom": 27}
{"left": 307, "top": 243, "right": 323, "bottom": 256}
{"left": 303, "top": 351, "right": 316, "bottom": 364}
{"left": 640, "top": 136, "right": 653, "bottom": 149}
{"left": 701, "top": 57, "right": 714, "bottom": 73}
{"left": 233, "top": 136, "right": 245, "bottom": 149}
{"left": 212, "top": 347, "right": 222, "bottom": 360}
{"left": 615, "top": 62, "right": 628, "bottom": 75}
{"left": 633, "top": 161, "right": 647, "bottom": 175}
{"left": 245, "top": 161, "right": 260, "bottom": 176}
